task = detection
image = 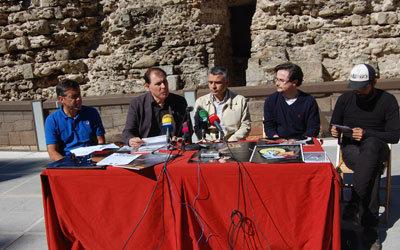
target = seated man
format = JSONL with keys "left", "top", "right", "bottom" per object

{"left": 194, "top": 66, "right": 251, "bottom": 141}
{"left": 122, "top": 67, "right": 192, "bottom": 149}
{"left": 331, "top": 64, "right": 400, "bottom": 250}
{"left": 45, "top": 79, "right": 105, "bottom": 161}
{"left": 263, "top": 62, "right": 320, "bottom": 138}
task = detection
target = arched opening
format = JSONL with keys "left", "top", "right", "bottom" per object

{"left": 229, "top": 3, "right": 256, "bottom": 86}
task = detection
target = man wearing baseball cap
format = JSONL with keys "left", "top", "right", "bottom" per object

{"left": 331, "top": 64, "right": 400, "bottom": 249}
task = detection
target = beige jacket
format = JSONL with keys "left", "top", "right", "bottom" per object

{"left": 194, "top": 89, "right": 251, "bottom": 141}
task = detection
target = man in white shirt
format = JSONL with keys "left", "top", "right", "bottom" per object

{"left": 194, "top": 66, "right": 251, "bottom": 141}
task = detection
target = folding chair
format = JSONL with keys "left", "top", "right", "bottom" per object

{"left": 335, "top": 142, "right": 392, "bottom": 224}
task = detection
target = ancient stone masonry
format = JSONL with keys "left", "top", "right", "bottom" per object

{"left": 0, "top": 0, "right": 235, "bottom": 101}
{"left": 248, "top": 0, "right": 400, "bottom": 86}
{"left": 0, "top": 0, "right": 400, "bottom": 101}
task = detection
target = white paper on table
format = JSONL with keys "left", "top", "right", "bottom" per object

{"left": 70, "top": 143, "right": 120, "bottom": 157}
{"left": 138, "top": 135, "right": 168, "bottom": 152}
{"left": 303, "top": 151, "right": 330, "bottom": 163}
{"left": 118, "top": 145, "right": 132, "bottom": 151}
{"left": 96, "top": 153, "right": 141, "bottom": 166}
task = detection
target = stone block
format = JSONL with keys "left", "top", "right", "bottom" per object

{"left": 315, "top": 96, "right": 331, "bottom": 112}
{"left": 0, "top": 39, "right": 8, "bottom": 54}
{"left": 246, "top": 67, "right": 264, "bottom": 83}
{"left": 112, "top": 113, "right": 127, "bottom": 127}
{"left": 373, "top": 12, "right": 398, "bottom": 25}
{"left": 158, "top": 65, "right": 174, "bottom": 75}
{"left": 260, "top": 47, "right": 288, "bottom": 61}
{"left": 248, "top": 121, "right": 264, "bottom": 138}
{"left": 132, "top": 56, "right": 156, "bottom": 68}
{"left": 122, "top": 105, "right": 130, "bottom": 114}
{"left": 23, "top": 111, "right": 33, "bottom": 120}
{"left": 101, "top": 115, "right": 113, "bottom": 129}
{"left": 319, "top": 114, "right": 332, "bottom": 137}
{"left": 23, "top": 63, "right": 34, "bottom": 79}
{"left": 96, "top": 45, "right": 110, "bottom": 55}
{"left": 0, "top": 132, "right": 8, "bottom": 145}
{"left": 248, "top": 100, "right": 264, "bottom": 122}
{"left": 54, "top": 49, "right": 70, "bottom": 61}
{"left": 20, "top": 130, "right": 37, "bottom": 145}
{"left": 294, "top": 61, "right": 323, "bottom": 82}
{"left": 40, "top": 0, "right": 58, "bottom": 7}
{"left": 14, "top": 120, "right": 33, "bottom": 131}
{"left": 0, "top": 112, "right": 4, "bottom": 122}
{"left": 105, "top": 128, "right": 123, "bottom": 143}
{"left": 54, "top": 7, "right": 63, "bottom": 19}
{"left": 167, "top": 75, "right": 179, "bottom": 91}
{"left": 9, "top": 131, "right": 21, "bottom": 145}
{"left": 11, "top": 37, "right": 30, "bottom": 51}
{"left": 118, "top": 13, "right": 132, "bottom": 28}
{"left": 4, "top": 112, "right": 24, "bottom": 122}
{"left": 37, "top": 19, "right": 51, "bottom": 35}
{"left": 100, "top": 106, "right": 122, "bottom": 115}
{"left": 351, "top": 14, "right": 369, "bottom": 26}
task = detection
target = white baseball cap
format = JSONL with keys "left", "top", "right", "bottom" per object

{"left": 347, "top": 64, "right": 376, "bottom": 90}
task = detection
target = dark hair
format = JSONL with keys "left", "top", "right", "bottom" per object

{"left": 274, "top": 62, "right": 304, "bottom": 86}
{"left": 209, "top": 66, "right": 229, "bottom": 80}
{"left": 56, "top": 79, "right": 80, "bottom": 97}
{"left": 143, "top": 67, "right": 167, "bottom": 84}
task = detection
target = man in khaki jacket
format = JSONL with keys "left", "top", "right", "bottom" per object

{"left": 194, "top": 66, "right": 251, "bottom": 141}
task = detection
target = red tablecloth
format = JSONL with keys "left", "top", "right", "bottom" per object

{"left": 41, "top": 142, "right": 340, "bottom": 250}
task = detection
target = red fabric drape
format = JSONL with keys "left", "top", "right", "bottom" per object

{"left": 41, "top": 142, "right": 340, "bottom": 250}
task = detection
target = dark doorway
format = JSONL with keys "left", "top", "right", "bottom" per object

{"left": 229, "top": 4, "right": 256, "bottom": 86}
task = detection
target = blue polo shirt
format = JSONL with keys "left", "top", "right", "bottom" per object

{"left": 45, "top": 105, "right": 105, "bottom": 155}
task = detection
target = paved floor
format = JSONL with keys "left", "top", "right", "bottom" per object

{"left": 0, "top": 139, "right": 399, "bottom": 249}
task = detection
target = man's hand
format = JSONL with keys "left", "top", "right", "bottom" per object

{"left": 129, "top": 137, "right": 145, "bottom": 149}
{"left": 352, "top": 127, "right": 365, "bottom": 141}
{"left": 272, "top": 134, "right": 279, "bottom": 138}
{"left": 47, "top": 144, "right": 64, "bottom": 162}
{"left": 331, "top": 126, "right": 340, "bottom": 138}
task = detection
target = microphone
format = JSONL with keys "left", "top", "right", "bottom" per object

{"left": 209, "top": 113, "right": 225, "bottom": 139}
{"left": 181, "top": 121, "right": 201, "bottom": 151}
{"left": 186, "top": 106, "right": 194, "bottom": 113}
{"left": 162, "top": 114, "right": 174, "bottom": 143}
{"left": 198, "top": 109, "right": 209, "bottom": 140}
{"left": 181, "top": 122, "right": 189, "bottom": 151}
{"left": 181, "top": 122, "right": 189, "bottom": 147}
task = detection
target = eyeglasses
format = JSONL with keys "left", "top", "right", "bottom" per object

{"left": 274, "top": 77, "right": 291, "bottom": 84}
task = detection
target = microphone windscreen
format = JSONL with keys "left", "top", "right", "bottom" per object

{"left": 208, "top": 113, "right": 220, "bottom": 125}
{"left": 186, "top": 106, "right": 194, "bottom": 112}
{"left": 162, "top": 114, "right": 174, "bottom": 133}
{"left": 162, "top": 114, "right": 174, "bottom": 124}
{"left": 198, "top": 109, "right": 209, "bottom": 123}
{"left": 182, "top": 122, "right": 189, "bottom": 133}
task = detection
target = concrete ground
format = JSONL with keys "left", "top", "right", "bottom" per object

{"left": 0, "top": 138, "right": 399, "bottom": 250}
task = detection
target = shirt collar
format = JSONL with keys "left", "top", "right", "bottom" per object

{"left": 150, "top": 94, "right": 170, "bottom": 108}
{"left": 211, "top": 90, "right": 229, "bottom": 104}
{"left": 60, "top": 105, "right": 80, "bottom": 119}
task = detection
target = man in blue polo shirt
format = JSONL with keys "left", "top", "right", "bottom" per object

{"left": 45, "top": 79, "right": 105, "bottom": 161}
{"left": 263, "top": 62, "right": 320, "bottom": 138}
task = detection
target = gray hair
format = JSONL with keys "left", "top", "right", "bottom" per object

{"left": 209, "top": 66, "right": 229, "bottom": 80}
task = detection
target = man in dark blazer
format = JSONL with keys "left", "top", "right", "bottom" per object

{"left": 122, "top": 67, "right": 191, "bottom": 149}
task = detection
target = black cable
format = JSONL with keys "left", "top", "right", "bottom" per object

{"left": 121, "top": 144, "right": 174, "bottom": 250}
{"left": 155, "top": 145, "right": 175, "bottom": 250}
{"left": 162, "top": 153, "right": 212, "bottom": 248}
{"left": 225, "top": 141, "right": 273, "bottom": 250}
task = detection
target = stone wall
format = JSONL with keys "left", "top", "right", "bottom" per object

{"left": 0, "top": 0, "right": 399, "bottom": 101}
{"left": 0, "top": 0, "right": 234, "bottom": 101}
{"left": 247, "top": 0, "right": 400, "bottom": 85}
{"left": 1, "top": 85, "right": 399, "bottom": 151}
